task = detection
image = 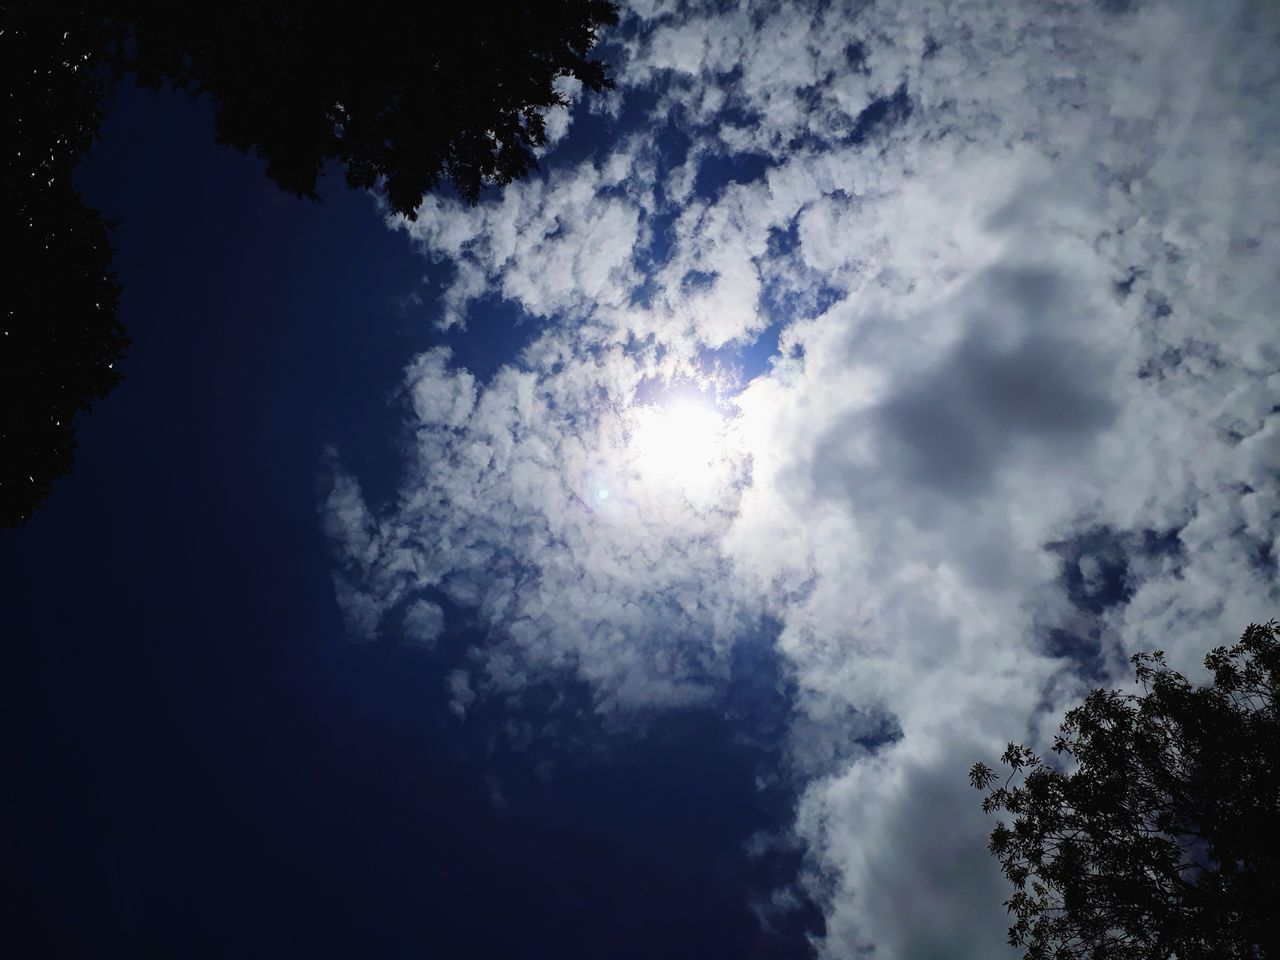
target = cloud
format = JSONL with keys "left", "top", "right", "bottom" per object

{"left": 326, "top": 338, "right": 758, "bottom": 711}
{"left": 403, "top": 599, "right": 446, "bottom": 646}
{"left": 798, "top": 737, "right": 1015, "bottom": 960}
{"left": 325, "top": 0, "right": 1280, "bottom": 956}
{"left": 814, "top": 265, "right": 1119, "bottom": 505}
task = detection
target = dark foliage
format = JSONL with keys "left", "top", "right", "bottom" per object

{"left": 2, "top": 8, "right": 127, "bottom": 527}
{"left": 971, "top": 621, "right": 1280, "bottom": 960}
{"left": 105, "top": 2, "right": 619, "bottom": 216}
{"left": 1, "top": 1, "right": 618, "bottom": 527}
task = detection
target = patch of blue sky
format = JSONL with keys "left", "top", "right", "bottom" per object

{"left": 631, "top": 206, "right": 681, "bottom": 302}
{"left": 369, "top": 596, "right": 827, "bottom": 951}
{"left": 691, "top": 149, "right": 775, "bottom": 202}
{"left": 722, "top": 616, "right": 798, "bottom": 746}
{"left": 698, "top": 323, "right": 785, "bottom": 389}
{"left": 541, "top": 82, "right": 666, "bottom": 169}
{"left": 1043, "top": 627, "right": 1110, "bottom": 685}
{"left": 690, "top": 283, "right": 838, "bottom": 391}
{"left": 1254, "top": 540, "right": 1277, "bottom": 577}
{"left": 759, "top": 217, "right": 847, "bottom": 303}
{"left": 761, "top": 277, "right": 846, "bottom": 324}
{"left": 1065, "top": 526, "right": 1184, "bottom": 611}
{"left": 786, "top": 80, "right": 916, "bottom": 154}
{"left": 650, "top": 111, "right": 693, "bottom": 171}
{"left": 845, "top": 82, "right": 913, "bottom": 145}
{"left": 1040, "top": 525, "right": 1188, "bottom": 682}
{"left": 684, "top": 223, "right": 844, "bottom": 388}
{"left": 428, "top": 291, "right": 546, "bottom": 383}
{"left": 628, "top": 121, "right": 693, "bottom": 282}
{"left": 765, "top": 219, "right": 801, "bottom": 257}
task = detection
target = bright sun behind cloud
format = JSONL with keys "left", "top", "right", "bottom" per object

{"left": 629, "top": 398, "right": 729, "bottom": 500}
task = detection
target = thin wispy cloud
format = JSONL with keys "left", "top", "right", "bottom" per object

{"left": 324, "top": 1, "right": 1280, "bottom": 956}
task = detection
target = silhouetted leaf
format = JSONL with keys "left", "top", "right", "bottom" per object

{"left": 971, "top": 620, "right": 1280, "bottom": 960}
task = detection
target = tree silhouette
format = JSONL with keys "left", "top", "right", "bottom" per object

{"left": 971, "top": 621, "right": 1280, "bottom": 960}
{"left": 2, "top": 9, "right": 128, "bottom": 528}
{"left": 107, "top": 2, "right": 620, "bottom": 216}
{"left": 1, "top": 1, "right": 619, "bottom": 527}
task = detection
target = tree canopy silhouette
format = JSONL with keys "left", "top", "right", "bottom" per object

{"left": 971, "top": 621, "right": 1280, "bottom": 960}
{"left": 108, "top": 1, "right": 620, "bottom": 216}
{"left": 2, "top": 10, "right": 127, "bottom": 528}
{"left": 1, "top": 1, "right": 619, "bottom": 527}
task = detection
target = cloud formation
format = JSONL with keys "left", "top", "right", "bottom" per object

{"left": 325, "top": 1, "right": 1280, "bottom": 956}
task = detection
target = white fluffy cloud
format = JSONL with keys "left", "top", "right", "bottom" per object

{"left": 324, "top": 1, "right": 1280, "bottom": 957}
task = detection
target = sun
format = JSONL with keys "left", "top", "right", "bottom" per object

{"left": 629, "top": 397, "right": 727, "bottom": 497}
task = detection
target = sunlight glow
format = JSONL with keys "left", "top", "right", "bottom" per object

{"left": 630, "top": 398, "right": 727, "bottom": 497}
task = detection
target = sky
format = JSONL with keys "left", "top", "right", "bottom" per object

{"left": 4, "top": 1, "right": 1280, "bottom": 958}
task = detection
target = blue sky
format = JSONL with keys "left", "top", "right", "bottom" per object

{"left": 0, "top": 80, "right": 818, "bottom": 957}
{"left": 5, "top": 2, "right": 1280, "bottom": 958}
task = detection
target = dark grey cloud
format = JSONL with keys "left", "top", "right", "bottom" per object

{"left": 814, "top": 267, "right": 1116, "bottom": 504}
{"left": 877, "top": 328, "right": 1116, "bottom": 492}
